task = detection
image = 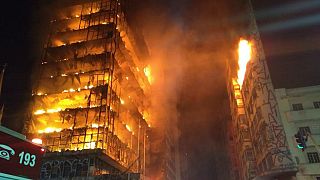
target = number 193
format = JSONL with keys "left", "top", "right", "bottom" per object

{"left": 19, "top": 151, "right": 36, "bottom": 167}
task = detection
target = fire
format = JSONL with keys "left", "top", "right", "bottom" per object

{"left": 91, "top": 123, "right": 99, "bottom": 128}
{"left": 38, "top": 127, "right": 62, "bottom": 134}
{"left": 47, "top": 108, "right": 62, "bottom": 113}
{"left": 34, "top": 108, "right": 62, "bottom": 115}
{"left": 144, "top": 65, "right": 153, "bottom": 84}
{"left": 120, "top": 98, "right": 125, "bottom": 105}
{"left": 34, "top": 109, "right": 46, "bottom": 115}
{"left": 125, "top": 124, "right": 131, "bottom": 132}
{"left": 32, "top": 138, "right": 43, "bottom": 145}
{"left": 237, "top": 39, "right": 252, "bottom": 88}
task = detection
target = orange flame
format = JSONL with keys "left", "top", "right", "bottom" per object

{"left": 38, "top": 127, "right": 62, "bottom": 134}
{"left": 32, "top": 138, "right": 43, "bottom": 145}
{"left": 125, "top": 124, "right": 132, "bottom": 132}
{"left": 144, "top": 65, "right": 153, "bottom": 84}
{"left": 237, "top": 39, "right": 252, "bottom": 88}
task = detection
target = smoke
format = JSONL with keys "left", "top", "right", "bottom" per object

{"left": 129, "top": 0, "right": 246, "bottom": 179}
{"left": 1, "top": 0, "right": 244, "bottom": 178}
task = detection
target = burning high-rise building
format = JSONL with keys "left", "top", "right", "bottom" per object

{"left": 24, "top": 0, "right": 152, "bottom": 178}
{"left": 227, "top": 1, "right": 320, "bottom": 180}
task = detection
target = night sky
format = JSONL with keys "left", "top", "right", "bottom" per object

{"left": 1, "top": 0, "right": 320, "bottom": 179}
{"left": 252, "top": 0, "right": 320, "bottom": 88}
{"left": 0, "top": 0, "right": 35, "bottom": 131}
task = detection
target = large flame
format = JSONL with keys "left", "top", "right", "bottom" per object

{"left": 237, "top": 39, "right": 252, "bottom": 88}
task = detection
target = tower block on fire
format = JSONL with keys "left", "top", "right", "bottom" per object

{"left": 24, "top": 0, "right": 152, "bottom": 178}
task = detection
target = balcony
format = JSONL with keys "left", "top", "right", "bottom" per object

{"left": 286, "top": 108, "right": 320, "bottom": 122}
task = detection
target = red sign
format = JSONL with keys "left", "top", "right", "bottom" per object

{"left": 0, "top": 130, "right": 45, "bottom": 179}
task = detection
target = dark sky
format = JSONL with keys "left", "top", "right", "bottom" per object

{"left": 1, "top": 0, "right": 320, "bottom": 180}
{"left": 252, "top": 0, "right": 320, "bottom": 88}
{"left": 0, "top": 1, "right": 35, "bottom": 131}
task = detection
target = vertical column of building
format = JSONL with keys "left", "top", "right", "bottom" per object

{"left": 226, "top": 67, "right": 256, "bottom": 180}
{"left": 113, "top": 6, "right": 152, "bottom": 175}
{"left": 239, "top": 0, "right": 296, "bottom": 177}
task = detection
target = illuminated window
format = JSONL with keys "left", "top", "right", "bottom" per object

{"left": 314, "top": 101, "right": 320, "bottom": 109}
{"left": 307, "top": 152, "right": 320, "bottom": 163}
{"left": 292, "top": 103, "right": 303, "bottom": 111}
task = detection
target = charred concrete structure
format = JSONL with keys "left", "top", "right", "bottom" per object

{"left": 24, "top": 0, "right": 152, "bottom": 179}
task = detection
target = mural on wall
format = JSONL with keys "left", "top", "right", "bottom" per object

{"left": 244, "top": 1, "right": 296, "bottom": 175}
{"left": 40, "top": 158, "right": 90, "bottom": 179}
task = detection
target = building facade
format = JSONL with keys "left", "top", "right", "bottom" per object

{"left": 275, "top": 86, "right": 320, "bottom": 180}
{"left": 226, "top": 77, "right": 256, "bottom": 180}
{"left": 227, "top": 1, "right": 320, "bottom": 180}
{"left": 24, "top": 0, "right": 152, "bottom": 179}
{"left": 163, "top": 127, "right": 181, "bottom": 180}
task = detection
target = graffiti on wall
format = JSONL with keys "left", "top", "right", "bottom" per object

{"left": 40, "top": 158, "right": 90, "bottom": 179}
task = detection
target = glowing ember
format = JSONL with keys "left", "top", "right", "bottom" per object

{"left": 144, "top": 65, "right": 153, "bottom": 84}
{"left": 38, "top": 127, "right": 62, "bottom": 134}
{"left": 35, "top": 108, "right": 62, "bottom": 115}
{"left": 34, "top": 109, "right": 45, "bottom": 115}
{"left": 237, "top": 39, "right": 252, "bottom": 88}
{"left": 92, "top": 123, "right": 99, "bottom": 128}
{"left": 32, "top": 138, "right": 43, "bottom": 145}
{"left": 90, "top": 142, "right": 96, "bottom": 149}
{"left": 47, "top": 108, "right": 62, "bottom": 113}
{"left": 120, "top": 98, "right": 125, "bottom": 104}
{"left": 125, "top": 124, "right": 131, "bottom": 132}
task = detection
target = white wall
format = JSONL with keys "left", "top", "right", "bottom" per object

{"left": 275, "top": 85, "right": 320, "bottom": 178}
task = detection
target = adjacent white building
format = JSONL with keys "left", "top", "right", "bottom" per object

{"left": 275, "top": 85, "right": 320, "bottom": 180}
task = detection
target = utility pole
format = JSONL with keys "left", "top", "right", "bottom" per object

{"left": 0, "top": 64, "right": 7, "bottom": 96}
{"left": 0, "top": 64, "right": 7, "bottom": 124}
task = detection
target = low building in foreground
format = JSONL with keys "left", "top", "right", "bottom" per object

{"left": 275, "top": 85, "right": 320, "bottom": 180}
